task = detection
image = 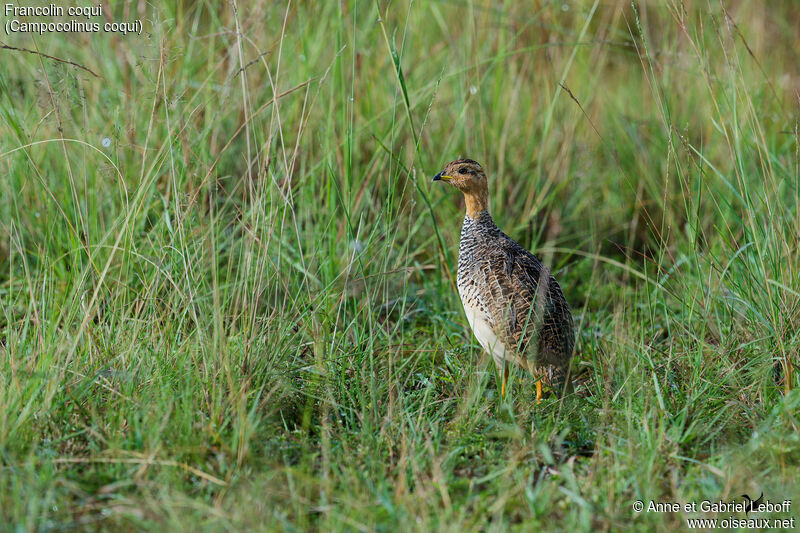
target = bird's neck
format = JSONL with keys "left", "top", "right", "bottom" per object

{"left": 463, "top": 188, "right": 489, "bottom": 219}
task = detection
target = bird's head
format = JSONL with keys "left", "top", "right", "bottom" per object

{"left": 433, "top": 158, "right": 486, "bottom": 191}
{"left": 432, "top": 158, "right": 489, "bottom": 218}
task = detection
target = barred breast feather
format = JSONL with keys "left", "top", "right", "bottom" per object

{"left": 456, "top": 211, "right": 574, "bottom": 388}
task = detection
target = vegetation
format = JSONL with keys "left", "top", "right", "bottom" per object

{"left": 1, "top": 1, "right": 798, "bottom": 530}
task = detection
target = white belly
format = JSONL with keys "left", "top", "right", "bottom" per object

{"left": 461, "top": 300, "right": 510, "bottom": 370}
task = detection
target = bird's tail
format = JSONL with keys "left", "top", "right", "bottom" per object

{"left": 546, "top": 364, "right": 574, "bottom": 397}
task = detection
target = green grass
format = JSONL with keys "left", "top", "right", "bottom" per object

{"left": 1, "top": 1, "right": 799, "bottom": 530}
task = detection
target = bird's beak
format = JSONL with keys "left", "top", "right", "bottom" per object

{"left": 433, "top": 172, "right": 452, "bottom": 182}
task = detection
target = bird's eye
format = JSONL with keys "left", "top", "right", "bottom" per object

{"left": 461, "top": 168, "right": 475, "bottom": 175}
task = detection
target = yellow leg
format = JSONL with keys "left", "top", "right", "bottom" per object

{"left": 501, "top": 364, "right": 509, "bottom": 398}
{"left": 536, "top": 380, "right": 543, "bottom": 404}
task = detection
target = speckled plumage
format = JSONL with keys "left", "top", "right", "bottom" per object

{"left": 457, "top": 211, "right": 574, "bottom": 390}
{"left": 434, "top": 158, "right": 574, "bottom": 397}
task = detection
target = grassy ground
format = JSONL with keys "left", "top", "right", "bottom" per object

{"left": 1, "top": 0, "right": 799, "bottom": 530}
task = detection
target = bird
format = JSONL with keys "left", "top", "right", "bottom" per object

{"left": 432, "top": 158, "right": 575, "bottom": 403}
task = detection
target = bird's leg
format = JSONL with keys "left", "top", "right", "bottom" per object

{"left": 501, "top": 363, "right": 509, "bottom": 398}
{"left": 536, "top": 380, "right": 543, "bottom": 404}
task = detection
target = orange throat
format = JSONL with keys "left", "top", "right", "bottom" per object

{"left": 463, "top": 188, "right": 489, "bottom": 219}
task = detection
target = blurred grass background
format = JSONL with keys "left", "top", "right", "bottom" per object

{"left": 1, "top": 0, "right": 799, "bottom": 530}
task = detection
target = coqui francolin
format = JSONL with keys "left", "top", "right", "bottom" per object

{"left": 433, "top": 158, "right": 575, "bottom": 402}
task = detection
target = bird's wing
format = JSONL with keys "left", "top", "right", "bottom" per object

{"left": 480, "top": 234, "right": 574, "bottom": 370}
